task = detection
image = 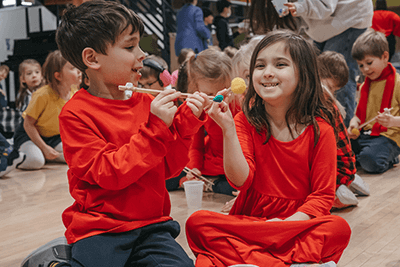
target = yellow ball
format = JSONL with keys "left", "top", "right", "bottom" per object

{"left": 231, "top": 77, "right": 246, "bottom": 94}
{"left": 351, "top": 128, "right": 360, "bottom": 136}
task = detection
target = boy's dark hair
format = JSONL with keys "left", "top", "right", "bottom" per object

{"left": 56, "top": 0, "right": 144, "bottom": 73}
{"left": 375, "top": 0, "right": 387, "bottom": 10}
{"left": 216, "top": 0, "right": 231, "bottom": 14}
{"left": 202, "top": 7, "right": 213, "bottom": 19}
{"left": 244, "top": 30, "right": 336, "bottom": 146}
{"left": 352, "top": 28, "right": 389, "bottom": 61}
{"left": 318, "top": 51, "right": 349, "bottom": 88}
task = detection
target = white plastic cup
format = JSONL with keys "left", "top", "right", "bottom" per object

{"left": 183, "top": 180, "right": 204, "bottom": 209}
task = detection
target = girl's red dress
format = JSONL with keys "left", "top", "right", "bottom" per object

{"left": 186, "top": 112, "right": 351, "bottom": 266}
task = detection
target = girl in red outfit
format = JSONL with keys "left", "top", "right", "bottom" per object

{"left": 167, "top": 49, "right": 242, "bottom": 195}
{"left": 186, "top": 31, "right": 351, "bottom": 267}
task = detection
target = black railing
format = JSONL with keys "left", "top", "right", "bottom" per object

{"left": 124, "top": 0, "right": 176, "bottom": 66}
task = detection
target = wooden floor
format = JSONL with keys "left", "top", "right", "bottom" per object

{"left": 1, "top": 163, "right": 400, "bottom": 266}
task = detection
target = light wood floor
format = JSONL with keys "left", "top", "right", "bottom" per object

{"left": 1, "top": 163, "right": 400, "bottom": 266}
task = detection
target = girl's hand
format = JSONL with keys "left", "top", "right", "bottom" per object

{"left": 283, "top": 3, "right": 297, "bottom": 16}
{"left": 376, "top": 112, "right": 395, "bottom": 128}
{"left": 185, "top": 168, "right": 201, "bottom": 181}
{"left": 151, "top": 88, "right": 181, "bottom": 127}
{"left": 221, "top": 191, "right": 239, "bottom": 213}
{"left": 43, "top": 145, "right": 60, "bottom": 160}
{"left": 186, "top": 91, "right": 211, "bottom": 118}
{"left": 207, "top": 90, "right": 235, "bottom": 133}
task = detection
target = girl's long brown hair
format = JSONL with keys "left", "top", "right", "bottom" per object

{"left": 247, "top": 0, "right": 298, "bottom": 34}
{"left": 42, "top": 50, "right": 68, "bottom": 96}
{"left": 16, "top": 59, "right": 44, "bottom": 110}
{"left": 243, "top": 30, "right": 337, "bottom": 146}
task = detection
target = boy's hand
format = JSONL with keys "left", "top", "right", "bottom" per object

{"left": 348, "top": 117, "right": 361, "bottom": 139}
{"left": 186, "top": 91, "right": 211, "bottom": 118}
{"left": 376, "top": 112, "right": 397, "bottom": 128}
{"left": 151, "top": 88, "right": 181, "bottom": 127}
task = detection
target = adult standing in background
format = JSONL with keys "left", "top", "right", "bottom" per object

{"left": 175, "top": 0, "right": 211, "bottom": 56}
{"left": 372, "top": 0, "right": 400, "bottom": 62}
{"left": 284, "top": 0, "right": 373, "bottom": 127}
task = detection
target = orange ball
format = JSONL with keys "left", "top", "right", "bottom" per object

{"left": 351, "top": 128, "right": 360, "bottom": 136}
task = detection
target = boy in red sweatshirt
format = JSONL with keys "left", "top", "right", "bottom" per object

{"left": 22, "top": 1, "right": 209, "bottom": 266}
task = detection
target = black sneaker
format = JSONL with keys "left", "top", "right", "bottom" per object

{"left": 0, "top": 149, "right": 25, "bottom": 177}
{"left": 21, "top": 237, "right": 71, "bottom": 267}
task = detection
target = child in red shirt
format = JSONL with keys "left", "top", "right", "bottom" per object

{"left": 186, "top": 31, "right": 351, "bottom": 267}
{"left": 22, "top": 1, "right": 210, "bottom": 267}
{"left": 167, "top": 49, "right": 241, "bottom": 196}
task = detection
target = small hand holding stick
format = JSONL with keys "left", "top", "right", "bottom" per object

{"left": 351, "top": 107, "right": 393, "bottom": 136}
{"left": 204, "top": 77, "right": 247, "bottom": 111}
{"left": 118, "top": 83, "right": 214, "bottom": 100}
{"left": 182, "top": 167, "right": 215, "bottom": 186}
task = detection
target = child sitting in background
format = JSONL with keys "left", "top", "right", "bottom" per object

{"left": 348, "top": 29, "right": 400, "bottom": 174}
{"left": 16, "top": 59, "right": 45, "bottom": 112}
{"left": 187, "top": 30, "right": 350, "bottom": 267}
{"left": 0, "top": 65, "right": 10, "bottom": 108}
{"left": 318, "top": 51, "right": 370, "bottom": 209}
{"left": 22, "top": 1, "right": 210, "bottom": 266}
{"left": 13, "top": 50, "right": 81, "bottom": 170}
{"left": 169, "top": 49, "right": 241, "bottom": 196}
{"left": 138, "top": 55, "right": 174, "bottom": 90}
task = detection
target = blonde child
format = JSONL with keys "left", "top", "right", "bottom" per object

{"left": 348, "top": 29, "right": 400, "bottom": 174}
{"left": 13, "top": 50, "right": 81, "bottom": 170}
{"left": 186, "top": 30, "right": 350, "bottom": 267}
{"left": 318, "top": 51, "right": 370, "bottom": 209}
{"left": 22, "top": 1, "right": 210, "bottom": 266}
{"left": 16, "top": 59, "right": 45, "bottom": 111}
{"left": 169, "top": 49, "right": 241, "bottom": 196}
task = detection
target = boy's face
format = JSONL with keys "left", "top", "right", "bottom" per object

{"left": 356, "top": 53, "right": 389, "bottom": 81}
{"left": 97, "top": 26, "right": 145, "bottom": 88}
{"left": 204, "top": 15, "right": 214, "bottom": 25}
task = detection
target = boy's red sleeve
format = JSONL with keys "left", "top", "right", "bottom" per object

{"left": 59, "top": 102, "right": 205, "bottom": 190}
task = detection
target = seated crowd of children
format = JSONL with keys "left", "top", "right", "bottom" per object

{"left": 0, "top": 1, "right": 398, "bottom": 267}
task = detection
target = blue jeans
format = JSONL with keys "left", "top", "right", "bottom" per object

{"left": 351, "top": 134, "right": 400, "bottom": 174}
{"left": 69, "top": 220, "right": 194, "bottom": 267}
{"left": 314, "top": 27, "right": 367, "bottom": 127}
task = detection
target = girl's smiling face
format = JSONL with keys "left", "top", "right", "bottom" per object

{"left": 252, "top": 41, "right": 298, "bottom": 107}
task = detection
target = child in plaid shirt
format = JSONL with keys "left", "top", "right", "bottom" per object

{"left": 318, "top": 51, "right": 370, "bottom": 209}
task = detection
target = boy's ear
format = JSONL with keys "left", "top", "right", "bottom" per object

{"left": 82, "top": 48, "right": 101, "bottom": 70}
{"left": 382, "top": 51, "right": 390, "bottom": 62}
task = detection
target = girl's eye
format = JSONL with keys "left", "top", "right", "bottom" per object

{"left": 367, "top": 62, "right": 372, "bottom": 65}
{"left": 125, "top": 46, "right": 134, "bottom": 51}
{"left": 276, "top": 63, "right": 286, "bottom": 67}
{"left": 255, "top": 64, "right": 264, "bottom": 69}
